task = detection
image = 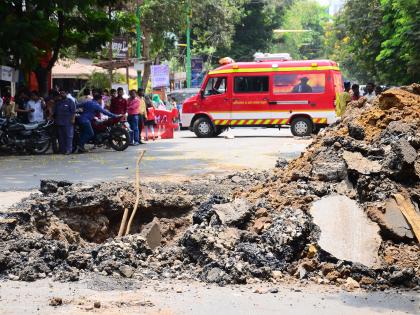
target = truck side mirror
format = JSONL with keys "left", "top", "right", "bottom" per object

{"left": 200, "top": 90, "right": 205, "bottom": 99}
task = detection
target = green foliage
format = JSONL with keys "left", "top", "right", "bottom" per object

{"left": 85, "top": 71, "right": 112, "bottom": 90}
{"left": 0, "top": 0, "right": 134, "bottom": 93}
{"left": 377, "top": 0, "right": 420, "bottom": 84}
{"left": 326, "top": 0, "right": 420, "bottom": 85}
{"left": 279, "top": 0, "right": 329, "bottom": 60}
{"left": 215, "top": 1, "right": 290, "bottom": 62}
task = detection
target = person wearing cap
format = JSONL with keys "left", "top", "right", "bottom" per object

{"left": 336, "top": 81, "right": 351, "bottom": 116}
{"left": 292, "top": 77, "right": 312, "bottom": 93}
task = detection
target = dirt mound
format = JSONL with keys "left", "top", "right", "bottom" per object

{"left": 1, "top": 86, "right": 419, "bottom": 290}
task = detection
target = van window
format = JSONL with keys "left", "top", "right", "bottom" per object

{"left": 204, "top": 77, "right": 227, "bottom": 96}
{"left": 273, "top": 73, "right": 325, "bottom": 94}
{"left": 234, "top": 76, "right": 269, "bottom": 93}
{"left": 333, "top": 72, "right": 344, "bottom": 95}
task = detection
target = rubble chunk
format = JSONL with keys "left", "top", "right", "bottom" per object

{"left": 310, "top": 195, "right": 381, "bottom": 268}
{"left": 140, "top": 218, "right": 162, "bottom": 250}
{"left": 382, "top": 198, "right": 414, "bottom": 240}
{"left": 348, "top": 123, "right": 365, "bottom": 140}
{"left": 342, "top": 151, "right": 381, "bottom": 175}
{"left": 212, "top": 198, "right": 252, "bottom": 227}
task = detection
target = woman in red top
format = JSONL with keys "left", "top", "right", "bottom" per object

{"left": 144, "top": 96, "right": 156, "bottom": 141}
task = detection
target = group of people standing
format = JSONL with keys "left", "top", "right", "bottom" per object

{"left": 0, "top": 86, "right": 162, "bottom": 155}
{"left": 108, "top": 87, "right": 157, "bottom": 145}
{"left": 335, "top": 82, "right": 383, "bottom": 116}
{"left": 0, "top": 90, "right": 47, "bottom": 123}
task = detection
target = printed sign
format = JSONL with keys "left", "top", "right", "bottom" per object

{"left": 151, "top": 64, "right": 170, "bottom": 88}
{"left": 112, "top": 37, "right": 129, "bottom": 59}
{"left": 0, "top": 66, "right": 16, "bottom": 82}
{"left": 191, "top": 57, "right": 203, "bottom": 88}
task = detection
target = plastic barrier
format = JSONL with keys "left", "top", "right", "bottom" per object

{"left": 147, "top": 108, "right": 178, "bottom": 140}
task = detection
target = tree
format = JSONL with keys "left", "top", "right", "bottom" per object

{"left": 137, "top": 0, "right": 246, "bottom": 88}
{"left": 278, "top": 0, "right": 329, "bottom": 60}
{"left": 0, "top": 0, "right": 133, "bottom": 95}
{"left": 377, "top": 0, "right": 420, "bottom": 84}
{"left": 216, "top": 0, "right": 292, "bottom": 62}
{"left": 332, "top": 0, "right": 384, "bottom": 83}
{"left": 326, "top": 0, "right": 420, "bottom": 85}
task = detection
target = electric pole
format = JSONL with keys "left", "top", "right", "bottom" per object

{"left": 186, "top": 0, "right": 192, "bottom": 88}
{"left": 136, "top": 3, "right": 142, "bottom": 89}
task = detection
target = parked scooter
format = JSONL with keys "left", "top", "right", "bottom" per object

{"left": 0, "top": 118, "right": 57, "bottom": 154}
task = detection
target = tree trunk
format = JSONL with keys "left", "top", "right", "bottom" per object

{"left": 141, "top": 29, "right": 152, "bottom": 90}
{"left": 34, "top": 67, "right": 49, "bottom": 97}
{"left": 34, "top": 10, "right": 64, "bottom": 96}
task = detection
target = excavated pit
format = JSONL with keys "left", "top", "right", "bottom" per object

{"left": 1, "top": 85, "right": 419, "bottom": 289}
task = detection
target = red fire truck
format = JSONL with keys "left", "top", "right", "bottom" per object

{"left": 181, "top": 56, "right": 343, "bottom": 137}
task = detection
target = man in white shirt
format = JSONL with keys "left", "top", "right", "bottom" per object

{"left": 364, "top": 82, "right": 376, "bottom": 104}
{"left": 26, "top": 91, "right": 45, "bottom": 123}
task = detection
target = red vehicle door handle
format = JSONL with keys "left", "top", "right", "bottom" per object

{"left": 310, "top": 103, "right": 317, "bottom": 107}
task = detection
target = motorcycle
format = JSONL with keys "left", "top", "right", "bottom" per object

{"left": 73, "top": 115, "right": 130, "bottom": 152}
{"left": 0, "top": 118, "right": 57, "bottom": 154}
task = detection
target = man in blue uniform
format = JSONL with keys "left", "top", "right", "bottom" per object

{"left": 77, "top": 93, "right": 118, "bottom": 153}
{"left": 53, "top": 90, "right": 76, "bottom": 155}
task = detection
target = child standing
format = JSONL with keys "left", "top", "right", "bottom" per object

{"left": 144, "top": 97, "right": 156, "bottom": 141}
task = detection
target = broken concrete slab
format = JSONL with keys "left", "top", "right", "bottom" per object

{"left": 140, "top": 218, "right": 162, "bottom": 250}
{"left": 311, "top": 160, "right": 347, "bottom": 182}
{"left": 383, "top": 198, "right": 414, "bottom": 240}
{"left": 393, "top": 194, "right": 420, "bottom": 242}
{"left": 212, "top": 198, "right": 252, "bottom": 226}
{"left": 310, "top": 195, "right": 381, "bottom": 268}
{"left": 342, "top": 151, "right": 381, "bottom": 175}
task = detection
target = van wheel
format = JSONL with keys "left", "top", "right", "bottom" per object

{"left": 193, "top": 117, "right": 214, "bottom": 138}
{"left": 291, "top": 117, "right": 312, "bottom": 137}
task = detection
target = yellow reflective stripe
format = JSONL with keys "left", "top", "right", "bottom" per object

{"left": 263, "top": 119, "right": 271, "bottom": 124}
{"left": 281, "top": 118, "right": 289, "bottom": 124}
{"left": 214, "top": 120, "right": 220, "bottom": 125}
{"left": 221, "top": 120, "right": 229, "bottom": 125}
{"left": 272, "top": 119, "right": 280, "bottom": 124}
{"left": 255, "top": 119, "right": 263, "bottom": 124}
{"left": 209, "top": 66, "right": 340, "bottom": 75}
{"left": 246, "top": 120, "right": 254, "bottom": 125}
{"left": 230, "top": 120, "right": 237, "bottom": 125}
{"left": 319, "top": 118, "right": 327, "bottom": 124}
{"left": 237, "top": 120, "right": 246, "bottom": 125}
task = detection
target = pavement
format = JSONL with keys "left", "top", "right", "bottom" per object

{"left": 1, "top": 277, "right": 419, "bottom": 315}
{"left": 0, "top": 128, "right": 310, "bottom": 191}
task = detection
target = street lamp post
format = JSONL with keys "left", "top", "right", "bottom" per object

{"left": 186, "top": 0, "right": 191, "bottom": 88}
{"left": 136, "top": 3, "right": 142, "bottom": 89}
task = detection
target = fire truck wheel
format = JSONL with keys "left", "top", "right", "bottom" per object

{"left": 193, "top": 117, "right": 215, "bottom": 138}
{"left": 291, "top": 117, "right": 313, "bottom": 137}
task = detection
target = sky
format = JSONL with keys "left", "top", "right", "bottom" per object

{"left": 317, "top": 0, "right": 345, "bottom": 15}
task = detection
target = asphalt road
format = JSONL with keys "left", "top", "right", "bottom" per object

{"left": 1, "top": 277, "right": 418, "bottom": 315}
{"left": 0, "top": 128, "right": 311, "bottom": 191}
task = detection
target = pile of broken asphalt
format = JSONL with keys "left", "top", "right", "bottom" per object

{"left": 0, "top": 85, "right": 419, "bottom": 292}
